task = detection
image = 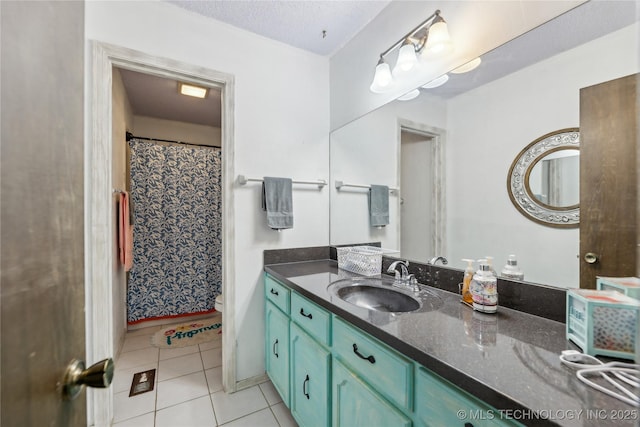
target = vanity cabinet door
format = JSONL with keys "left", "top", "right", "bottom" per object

{"left": 290, "top": 323, "right": 331, "bottom": 427}
{"left": 333, "top": 359, "right": 412, "bottom": 427}
{"left": 265, "top": 302, "right": 290, "bottom": 406}
{"left": 332, "top": 316, "right": 413, "bottom": 411}
{"left": 415, "top": 367, "right": 521, "bottom": 427}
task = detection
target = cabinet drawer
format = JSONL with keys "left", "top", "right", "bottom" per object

{"left": 265, "top": 275, "right": 290, "bottom": 314}
{"left": 290, "top": 291, "right": 331, "bottom": 346}
{"left": 415, "top": 367, "right": 522, "bottom": 427}
{"left": 332, "top": 316, "right": 412, "bottom": 411}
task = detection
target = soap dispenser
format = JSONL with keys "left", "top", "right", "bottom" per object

{"left": 501, "top": 254, "right": 524, "bottom": 280}
{"left": 484, "top": 256, "right": 498, "bottom": 276}
{"left": 460, "top": 259, "right": 475, "bottom": 305}
{"left": 470, "top": 260, "right": 498, "bottom": 314}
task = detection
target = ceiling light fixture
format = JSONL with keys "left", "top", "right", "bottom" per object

{"left": 370, "top": 9, "right": 453, "bottom": 94}
{"left": 179, "top": 83, "right": 208, "bottom": 98}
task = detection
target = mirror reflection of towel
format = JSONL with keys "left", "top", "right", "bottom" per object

{"left": 261, "top": 177, "right": 293, "bottom": 230}
{"left": 368, "top": 185, "right": 389, "bottom": 227}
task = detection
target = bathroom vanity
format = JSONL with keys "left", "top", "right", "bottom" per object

{"left": 264, "top": 258, "right": 637, "bottom": 427}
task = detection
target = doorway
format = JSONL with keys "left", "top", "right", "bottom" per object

{"left": 397, "top": 120, "right": 446, "bottom": 262}
{"left": 88, "top": 42, "right": 236, "bottom": 425}
{"left": 116, "top": 67, "right": 222, "bottom": 328}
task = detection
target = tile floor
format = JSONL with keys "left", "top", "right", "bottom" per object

{"left": 113, "top": 324, "right": 298, "bottom": 427}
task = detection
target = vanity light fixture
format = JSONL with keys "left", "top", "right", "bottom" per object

{"left": 179, "top": 83, "right": 208, "bottom": 98}
{"left": 451, "top": 57, "right": 482, "bottom": 74}
{"left": 370, "top": 9, "right": 453, "bottom": 94}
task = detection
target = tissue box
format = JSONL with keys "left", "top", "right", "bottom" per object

{"left": 566, "top": 289, "right": 640, "bottom": 360}
{"left": 336, "top": 246, "right": 397, "bottom": 276}
{"left": 596, "top": 276, "right": 640, "bottom": 300}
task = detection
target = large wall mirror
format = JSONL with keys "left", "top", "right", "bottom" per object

{"left": 329, "top": 1, "right": 639, "bottom": 289}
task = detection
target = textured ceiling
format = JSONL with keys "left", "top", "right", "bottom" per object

{"left": 169, "top": 0, "right": 392, "bottom": 56}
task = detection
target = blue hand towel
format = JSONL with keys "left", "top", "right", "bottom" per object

{"left": 368, "top": 184, "right": 389, "bottom": 227}
{"left": 261, "top": 177, "right": 293, "bottom": 230}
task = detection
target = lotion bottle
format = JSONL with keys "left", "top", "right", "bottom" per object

{"left": 470, "top": 260, "right": 498, "bottom": 313}
{"left": 501, "top": 254, "right": 524, "bottom": 280}
{"left": 461, "top": 259, "right": 475, "bottom": 305}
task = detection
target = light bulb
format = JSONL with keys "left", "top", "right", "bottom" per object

{"left": 370, "top": 60, "right": 393, "bottom": 93}
{"left": 424, "top": 18, "right": 453, "bottom": 56}
{"left": 395, "top": 41, "right": 417, "bottom": 73}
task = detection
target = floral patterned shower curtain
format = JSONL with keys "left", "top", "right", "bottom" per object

{"left": 127, "top": 139, "right": 222, "bottom": 324}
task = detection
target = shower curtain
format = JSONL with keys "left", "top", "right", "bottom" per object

{"left": 127, "top": 139, "right": 222, "bottom": 324}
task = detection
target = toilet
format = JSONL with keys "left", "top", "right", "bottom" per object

{"left": 215, "top": 294, "right": 224, "bottom": 313}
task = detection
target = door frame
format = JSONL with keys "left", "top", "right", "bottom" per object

{"left": 87, "top": 41, "right": 236, "bottom": 425}
{"left": 396, "top": 119, "right": 446, "bottom": 258}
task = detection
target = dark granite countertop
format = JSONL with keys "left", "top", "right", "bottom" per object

{"left": 265, "top": 260, "right": 638, "bottom": 427}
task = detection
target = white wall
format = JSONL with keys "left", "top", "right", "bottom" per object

{"left": 111, "top": 68, "right": 133, "bottom": 356}
{"left": 330, "top": 94, "right": 447, "bottom": 249}
{"left": 330, "top": 0, "right": 585, "bottom": 130}
{"left": 133, "top": 116, "right": 221, "bottom": 147}
{"left": 446, "top": 22, "right": 640, "bottom": 288}
{"left": 87, "top": 0, "right": 330, "bottom": 383}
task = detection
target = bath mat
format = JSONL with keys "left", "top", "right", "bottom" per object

{"left": 151, "top": 313, "right": 222, "bottom": 349}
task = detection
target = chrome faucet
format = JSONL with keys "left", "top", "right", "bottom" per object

{"left": 387, "top": 260, "right": 419, "bottom": 292}
{"left": 428, "top": 256, "right": 448, "bottom": 266}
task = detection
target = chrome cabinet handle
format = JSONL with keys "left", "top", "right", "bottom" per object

{"left": 303, "top": 374, "right": 310, "bottom": 399}
{"left": 273, "top": 339, "right": 279, "bottom": 358}
{"left": 61, "top": 358, "right": 114, "bottom": 400}
{"left": 584, "top": 252, "right": 600, "bottom": 264}
{"left": 300, "top": 308, "right": 313, "bottom": 319}
{"left": 270, "top": 288, "right": 279, "bottom": 296}
{"left": 353, "top": 344, "right": 375, "bottom": 364}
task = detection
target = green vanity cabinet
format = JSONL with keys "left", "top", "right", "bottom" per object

{"left": 264, "top": 273, "right": 523, "bottom": 427}
{"left": 333, "top": 358, "right": 412, "bottom": 427}
{"left": 415, "top": 367, "right": 523, "bottom": 427}
{"left": 265, "top": 301, "right": 290, "bottom": 406}
{"left": 290, "top": 322, "right": 331, "bottom": 427}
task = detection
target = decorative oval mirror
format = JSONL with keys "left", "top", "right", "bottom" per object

{"left": 507, "top": 128, "right": 580, "bottom": 228}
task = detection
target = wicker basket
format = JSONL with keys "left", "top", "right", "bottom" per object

{"left": 336, "top": 246, "right": 397, "bottom": 276}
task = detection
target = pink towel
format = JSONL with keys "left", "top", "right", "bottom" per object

{"left": 119, "top": 192, "right": 134, "bottom": 271}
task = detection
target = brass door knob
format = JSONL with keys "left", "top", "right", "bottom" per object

{"left": 61, "top": 358, "right": 114, "bottom": 400}
{"left": 584, "top": 252, "right": 600, "bottom": 264}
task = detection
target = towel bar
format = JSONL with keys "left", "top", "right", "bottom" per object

{"left": 237, "top": 175, "right": 327, "bottom": 189}
{"left": 335, "top": 180, "right": 399, "bottom": 193}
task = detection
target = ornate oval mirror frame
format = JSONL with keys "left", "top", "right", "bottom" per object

{"left": 507, "top": 128, "right": 580, "bottom": 228}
